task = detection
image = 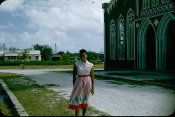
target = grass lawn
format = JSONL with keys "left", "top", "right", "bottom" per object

{"left": 0, "top": 64, "right": 104, "bottom": 70}
{"left": 0, "top": 85, "right": 18, "bottom": 116}
{"left": 0, "top": 65, "right": 74, "bottom": 69}
{"left": 56, "top": 71, "right": 175, "bottom": 90}
{"left": 0, "top": 72, "right": 109, "bottom": 116}
{"left": 55, "top": 71, "right": 150, "bottom": 86}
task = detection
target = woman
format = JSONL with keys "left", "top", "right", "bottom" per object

{"left": 68, "top": 49, "right": 95, "bottom": 116}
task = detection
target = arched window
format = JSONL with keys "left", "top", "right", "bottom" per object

{"left": 155, "top": 0, "right": 159, "bottom": 5}
{"left": 145, "top": 0, "right": 148, "bottom": 8}
{"left": 136, "top": 0, "right": 139, "bottom": 16}
{"left": 142, "top": 0, "right": 145, "bottom": 8}
{"left": 148, "top": 0, "right": 150, "bottom": 8}
{"left": 127, "top": 9, "right": 135, "bottom": 60}
{"left": 118, "top": 15, "right": 125, "bottom": 60}
{"left": 151, "top": 0, "right": 155, "bottom": 7}
{"left": 110, "top": 19, "right": 117, "bottom": 60}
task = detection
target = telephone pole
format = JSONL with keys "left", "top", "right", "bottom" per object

{"left": 3, "top": 43, "right": 5, "bottom": 62}
{"left": 55, "top": 43, "right": 57, "bottom": 54}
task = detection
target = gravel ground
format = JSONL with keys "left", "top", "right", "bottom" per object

{"left": 0, "top": 69, "right": 175, "bottom": 116}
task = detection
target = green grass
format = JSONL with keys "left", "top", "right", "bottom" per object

{"left": 95, "top": 75, "right": 146, "bottom": 87}
{"left": 0, "top": 64, "right": 104, "bottom": 70}
{"left": 0, "top": 65, "right": 74, "bottom": 69}
{"left": 93, "top": 64, "right": 104, "bottom": 69}
{"left": 95, "top": 75, "right": 155, "bottom": 86}
{"left": 43, "top": 84, "right": 61, "bottom": 87}
{"left": 95, "top": 75, "right": 175, "bottom": 89}
{"left": 56, "top": 71, "right": 148, "bottom": 86}
{"left": 56, "top": 70, "right": 175, "bottom": 89}
{"left": 106, "top": 72, "right": 141, "bottom": 76}
{"left": 0, "top": 72, "right": 110, "bottom": 116}
{"left": 0, "top": 85, "right": 18, "bottom": 116}
{"left": 52, "top": 70, "right": 73, "bottom": 74}
{"left": 0, "top": 98, "right": 17, "bottom": 116}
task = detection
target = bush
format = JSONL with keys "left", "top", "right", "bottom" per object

{"left": 89, "top": 60, "right": 103, "bottom": 64}
{"left": 0, "top": 60, "right": 22, "bottom": 66}
{"left": 0, "top": 59, "right": 102, "bottom": 66}
{"left": 0, "top": 60, "right": 76, "bottom": 66}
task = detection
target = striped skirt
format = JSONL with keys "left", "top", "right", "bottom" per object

{"left": 68, "top": 76, "right": 92, "bottom": 110}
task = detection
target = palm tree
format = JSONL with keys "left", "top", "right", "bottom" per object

{"left": 18, "top": 49, "right": 29, "bottom": 61}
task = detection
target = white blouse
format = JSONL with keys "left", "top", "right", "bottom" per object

{"left": 75, "top": 60, "right": 93, "bottom": 76}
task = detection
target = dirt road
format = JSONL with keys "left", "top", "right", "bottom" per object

{"left": 0, "top": 69, "right": 175, "bottom": 116}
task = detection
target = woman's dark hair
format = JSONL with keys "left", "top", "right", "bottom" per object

{"left": 79, "top": 49, "right": 87, "bottom": 54}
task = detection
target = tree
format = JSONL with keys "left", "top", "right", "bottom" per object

{"left": 33, "top": 44, "right": 53, "bottom": 61}
{"left": 57, "top": 51, "right": 65, "bottom": 55}
{"left": 66, "top": 51, "right": 71, "bottom": 54}
{"left": 18, "top": 49, "right": 29, "bottom": 61}
{"left": 62, "top": 54, "right": 70, "bottom": 61}
{"left": 87, "top": 51, "right": 99, "bottom": 60}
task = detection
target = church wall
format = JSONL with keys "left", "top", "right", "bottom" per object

{"left": 103, "top": 0, "right": 175, "bottom": 71}
{"left": 104, "top": 0, "right": 136, "bottom": 70}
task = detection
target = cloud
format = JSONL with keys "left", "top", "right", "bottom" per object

{"left": 0, "top": 23, "right": 14, "bottom": 29}
{"left": 0, "top": 31, "right": 18, "bottom": 48}
{"left": 0, "top": 25, "right": 8, "bottom": 29}
{"left": 0, "top": 0, "right": 110, "bottom": 52}
{"left": 25, "top": 6, "right": 102, "bottom": 33}
{"left": 0, "top": 0, "right": 23, "bottom": 12}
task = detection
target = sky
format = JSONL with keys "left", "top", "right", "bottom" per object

{"left": 0, "top": 0, "right": 111, "bottom": 53}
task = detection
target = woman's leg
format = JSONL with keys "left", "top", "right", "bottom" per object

{"left": 82, "top": 108, "right": 87, "bottom": 116}
{"left": 75, "top": 109, "right": 80, "bottom": 116}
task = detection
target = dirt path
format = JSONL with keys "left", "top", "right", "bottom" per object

{"left": 0, "top": 69, "right": 175, "bottom": 116}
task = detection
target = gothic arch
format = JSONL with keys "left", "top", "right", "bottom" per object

{"left": 109, "top": 19, "right": 117, "bottom": 60}
{"left": 137, "top": 18, "right": 157, "bottom": 70}
{"left": 126, "top": 8, "right": 135, "bottom": 60}
{"left": 157, "top": 13, "right": 175, "bottom": 71}
{"left": 117, "top": 14, "right": 125, "bottom": 60}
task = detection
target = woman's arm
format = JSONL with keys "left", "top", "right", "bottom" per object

{"left": 90, "top": 66, "right": 94, "bottom": 95}
{"left": 73, "top": 64, "right": 77, "bottom": 86}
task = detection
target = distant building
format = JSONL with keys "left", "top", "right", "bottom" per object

{"left": 102, "top": 0, "right": 175, "bottom": 71}
{"left": 28, "top": 50, "right": 41, "bottom": 61}
{"left": 0, "top": 50, "right": 4, "bottom": 61}
{"left": 0, "top": 50, "right": 41, "bottom": 61}
{"left": 51, "top": 54, "right": 62, "bottom": 61}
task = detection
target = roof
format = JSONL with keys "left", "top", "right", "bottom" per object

{"left": 52, "top": 54, "right": 61, "bottom": 57}
{"left": 99, "top": 52, "right": 104, "bottom": 54}
{"left": 102, "top": 0, "right": 118, "bottom": 14}
{"left": 28, "top": 50, "right": 40, "bottom": 55}
{"left": 4, "top": 50, "right": 20, "bottom": 56}
{"left": 5, "top": 53, "right": 19, "bottom": 56}
{"left": 0, "top": 50, "right": 41, "bottom": 56}
{"left": 0, "top": 50, "right": 4, "bottom": 54}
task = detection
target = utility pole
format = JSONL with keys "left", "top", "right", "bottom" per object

{"left": 55, "top": 43, "right": 57, "bottom": 54}
{"left": 3, "top": 43, "right": 5, "bottom": 62}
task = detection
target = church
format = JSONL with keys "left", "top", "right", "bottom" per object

{"left": 102, "top": 0, "right": 175, "bottom": 71}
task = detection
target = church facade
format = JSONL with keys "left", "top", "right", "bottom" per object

{"left": 102, "top": 0, "right": 175, "bottom": 71}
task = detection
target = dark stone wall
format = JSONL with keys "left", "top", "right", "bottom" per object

{"left": 104, "top": 0, "right": 175, "bottom": 71}
{"left": 104, "top": 0, "right": 136, "bottom": 70}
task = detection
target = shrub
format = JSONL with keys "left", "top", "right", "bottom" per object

{"left": 0, "top": 59, "right": 102, "bottom": 66}
{"left": 0, "top": 60, "right": 77, "bottom": 66}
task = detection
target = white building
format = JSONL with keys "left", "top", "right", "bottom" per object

{"left": 0, "top": 50, "right": 41, "bottom": 61}
{"left": 28, "top": 50, "right": 41, "bottom": 61}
